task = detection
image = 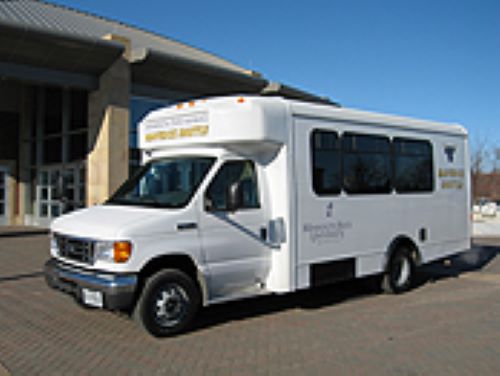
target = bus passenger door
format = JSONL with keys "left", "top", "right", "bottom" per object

{"left": 293, "top": 119, "right": 353, "bottom": 288}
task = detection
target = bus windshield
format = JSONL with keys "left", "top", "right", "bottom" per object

{"left": 107, "top": 157, "right": 215, "bottom": 209}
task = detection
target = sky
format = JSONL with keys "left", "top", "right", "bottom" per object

{"left": 52, "top": 0, "right": 500, "bottom": 152}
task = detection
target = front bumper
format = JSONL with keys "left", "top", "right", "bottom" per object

{"left": 44, "top": 258, "right": 138, "bottom": 310}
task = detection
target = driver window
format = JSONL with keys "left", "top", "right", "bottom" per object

{"left": 205, "top": 160, "right": 260, "bottom": 211}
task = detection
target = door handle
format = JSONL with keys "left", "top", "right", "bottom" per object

{"left": 177, "top": 222, "right": 197, "bottom": 231}
{"left": 260, "top": 227, "right": 267, "bottom": 241}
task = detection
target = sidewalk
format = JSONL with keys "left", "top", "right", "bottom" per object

{"left": 473, "top": 215, "right": 500, "bottom": 237}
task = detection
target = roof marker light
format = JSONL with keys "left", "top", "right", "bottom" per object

{"left": 237, "top": 97, "right": 245, "bottom": 103}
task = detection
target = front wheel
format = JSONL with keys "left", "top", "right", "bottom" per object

{"left": 133, "top": 269, "right": 200, "bottom": 337}
{"left": 381, "top": 247, "right": 416, "bottom": 294}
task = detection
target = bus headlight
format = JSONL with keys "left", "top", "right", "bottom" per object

{"left": 94, "top": 241, "right": 132, "bottom": 263}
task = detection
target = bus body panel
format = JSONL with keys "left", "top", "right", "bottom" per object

{"left": 138, "top": 96, "right": 469, "bottom": 295}
{"left": 47, "top": 96, "right": 470, "bottom": 313}
{"left": 290, "top": 111, "right": 468, "bottom": 290}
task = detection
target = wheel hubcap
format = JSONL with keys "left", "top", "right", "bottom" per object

{"left": 153, "top": 284, "right": 189, "bottom": 328}
{"left": 395, "top": 257, "right": 410, "bottom": 287}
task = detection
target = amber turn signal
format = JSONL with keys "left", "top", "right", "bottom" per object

{"left": 113, "top": 241, "right": 132, "bottom": 263}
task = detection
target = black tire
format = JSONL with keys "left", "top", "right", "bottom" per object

{"left": 133, "top": 269, "right": 200, "bottom": 337}
{"left": 381, "top": 246, "right": 416, "bottom": 294}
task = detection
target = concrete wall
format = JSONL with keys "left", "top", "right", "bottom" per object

{"left": 87, "top": 35, "right": 131, "bottom": 206}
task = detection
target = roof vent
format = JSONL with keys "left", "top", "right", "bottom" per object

{"left": 261, "top": 82, "right": 340, "bottom": 107}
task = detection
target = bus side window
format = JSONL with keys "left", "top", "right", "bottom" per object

{"left": 311, "top": 130, "right": 341, "bottom": 195}
{"left": 342, "top": 133, "right": 391, "bottom": 194}
{"left": 393, "top": 138, "right": 433, "bottom": 193}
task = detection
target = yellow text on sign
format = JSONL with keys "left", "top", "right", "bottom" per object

{"left": 439, "top": 168, "right": 465, "bottom": 190}
{"left": 438, "top": 168, "right": 465, "bottom": 178}
{"left": 441, "top": 180, "right": 463, "bottom": 190}
{"left": 145, "top": 125, "right": 209, "bottom": 142}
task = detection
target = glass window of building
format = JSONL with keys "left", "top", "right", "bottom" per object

{"left": 130, "top": 97, "right": 172, "bottom": 175}
{"left": 29, "top": 86, "right": 88, "bottom": 224}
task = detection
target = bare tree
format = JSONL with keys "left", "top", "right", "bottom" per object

{"left": 470, "top": 136, "right": 491, "bottom": 202}
{"left": 495, "top": 147, "right": 500, "bottom": 172}
{"left": 470, "top": 136, "right": 499, "bottom": 202}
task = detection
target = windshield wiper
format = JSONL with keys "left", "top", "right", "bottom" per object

{"left": 138, "top": 197, "right": 163, "bottom": 206}
{"left": 107, "top": 196, "right": 170, "bottom": 208}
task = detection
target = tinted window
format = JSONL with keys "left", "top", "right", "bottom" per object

{"left": 129, "top": 97, "right": 171, "bottom": 176}
{"left": 342, "top": 133, "right": 391, "bottom": 194}
{"left": 69, "top": 132, "right": 87, "bottom": 162}
{"left": 69, "top": 89, "right": 88, "bottom": 131}
{"left": 206, "top": 160, "right": 260, "bottom": 211}
{"left": 43, "top": 137, "right": 62, "bottom": 164}
{"left": 44, "top": 87, "right": 62, "bottom": 135}
{"left": 311, "top": 130, "right": 341, "bottom": 195}
{"left": 394, "top": 138, "right": 433, "bottom": 193}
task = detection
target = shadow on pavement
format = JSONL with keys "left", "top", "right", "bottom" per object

{"left": 418, "top": 244, "right": 500, "bottom": 282}
{"left": 194, "top": 243, "right": 499, "bottom": 333}
{"left": 0, "top": 271, "right": 44, "bottom": 283}
{"left": 194, "top": 277, "right": 379, "bottom": 333}
{"left": 0, "top": 230, "right": 49, "bottom": 238}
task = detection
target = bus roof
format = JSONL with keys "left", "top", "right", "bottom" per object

{"left": 288, "top": 98, "right": 467, "bottom": 137}
{"left": 139, "top": 96, "right": 467, "bottom": 151}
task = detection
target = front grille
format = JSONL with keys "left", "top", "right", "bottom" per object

{"left": 55, "top": 234, "right": 94, "bottom": 265}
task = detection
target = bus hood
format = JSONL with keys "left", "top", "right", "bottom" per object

{"left": 50, "top": 205, "right": 180, "bottom": 240}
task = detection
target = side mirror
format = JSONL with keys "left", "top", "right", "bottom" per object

{"left": 226, "top": 182, "right": 241, "bottom": 212}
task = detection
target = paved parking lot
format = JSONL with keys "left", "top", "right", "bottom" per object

{"left": 0, "top": 227, "right": 499, "bottom": 375}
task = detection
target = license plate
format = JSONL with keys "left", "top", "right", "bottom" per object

{"left": 82, "top": 288, "right": 103, "bottom": 308}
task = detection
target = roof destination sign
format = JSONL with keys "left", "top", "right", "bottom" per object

{"left": 142, "top": 111, "right": 209, "bottom": 143}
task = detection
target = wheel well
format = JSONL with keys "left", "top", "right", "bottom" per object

{"left": 135, "top": 254, "right": 204, "bottom": 305}
{"left": 386, "top": 236, "right": 421, "bottom": 269}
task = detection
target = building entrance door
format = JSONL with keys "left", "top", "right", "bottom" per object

{"left": 35, "top": 164, "right": 85, "bottom": 227}
{"left": 0, "top": 166, "right": 9, "bottom": 226}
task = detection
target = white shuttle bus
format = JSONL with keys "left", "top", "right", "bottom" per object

{"left": 45, "top": 96, "right": 470, "bottom": 336}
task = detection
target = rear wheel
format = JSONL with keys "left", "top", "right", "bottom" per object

{"left": 133, "top": 269, "right": 200, "bottom": 337}
{"left": 382, "top": 246, "right": 416, "bottom": 294}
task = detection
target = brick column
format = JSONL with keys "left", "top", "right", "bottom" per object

{"left": 87, "top": 35, "right": 131, "bottom": 206}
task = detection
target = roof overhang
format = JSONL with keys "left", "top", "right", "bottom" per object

{"left": 130, "top": 48, "right": 268, "bottom": 96}
{"left": 0, "top": 22, "right": 124, "bottom": 89}
{"left": 0, "top": 21, "right": 335, "bottom": 104}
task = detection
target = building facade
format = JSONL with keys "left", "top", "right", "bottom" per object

{"left": 472, "top": 172, "right": 500, "bottom": 203}
{"left": 0, "top": 0, "right": 327, "bottom": 227}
